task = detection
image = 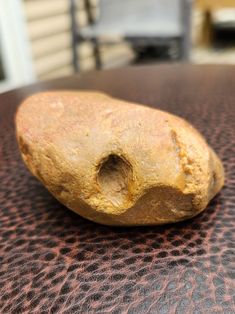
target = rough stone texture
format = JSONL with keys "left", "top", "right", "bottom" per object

{"left": 16, "top": 91, "right": 224, "bottom": 226}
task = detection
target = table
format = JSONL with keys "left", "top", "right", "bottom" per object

{"left": 0, "top": 64, "right": 234, "bottom": 313}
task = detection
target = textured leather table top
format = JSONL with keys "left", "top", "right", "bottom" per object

{"left": 0, "top": 64, "right": 234, "bottom": 314}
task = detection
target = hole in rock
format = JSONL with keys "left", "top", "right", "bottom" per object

{"left": 97, "top": 154, "right": 133, "bottom": 207}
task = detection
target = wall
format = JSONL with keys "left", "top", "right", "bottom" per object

{"left": 23, "top": 0, "right": 96, "bottom": 80}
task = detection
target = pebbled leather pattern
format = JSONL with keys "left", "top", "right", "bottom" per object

{"left": 0, "top": 65, "right": 234, "bottom": 313}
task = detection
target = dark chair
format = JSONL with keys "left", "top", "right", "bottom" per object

{"left": 70, "top": 0, "right": 193, "bottom": 71}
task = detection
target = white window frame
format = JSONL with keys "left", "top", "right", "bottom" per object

{"left": 0, "top": 0, "right": 36, "bottom": 93}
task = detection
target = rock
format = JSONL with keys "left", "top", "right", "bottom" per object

{"left": 16, "top": 91, "right": 224, "bottom": 226}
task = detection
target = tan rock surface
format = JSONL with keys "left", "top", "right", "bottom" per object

{"left": 16, "top": 91, "right": 224, "bottom": 226}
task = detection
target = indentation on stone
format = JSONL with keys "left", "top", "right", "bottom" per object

{"left": 97, "top": 154, "right": 133, "bottom": 207}
{"left": 18, "top": 136, "right": 30, "bottom": 156}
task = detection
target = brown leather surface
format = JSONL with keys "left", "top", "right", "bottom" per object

{"left": 0, "top": 64, "right": 234, "bottom": 313}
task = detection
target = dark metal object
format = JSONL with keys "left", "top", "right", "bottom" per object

{"left": 70, "top": 0, "right": 193, "bottom": 71}
{"left": 70, "top": 0, "right": 79, "bottom": 71}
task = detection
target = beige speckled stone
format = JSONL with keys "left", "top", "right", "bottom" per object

{"left": 16, "top": 91, "right": 224, "bottom": 226}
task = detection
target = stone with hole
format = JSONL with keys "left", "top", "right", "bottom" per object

{"left": 15, "top": 91, "right": 224, "bottom": 226}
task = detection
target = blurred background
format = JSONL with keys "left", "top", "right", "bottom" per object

{"left": 1, "top": 0, "right": 235, "bottom": 93}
